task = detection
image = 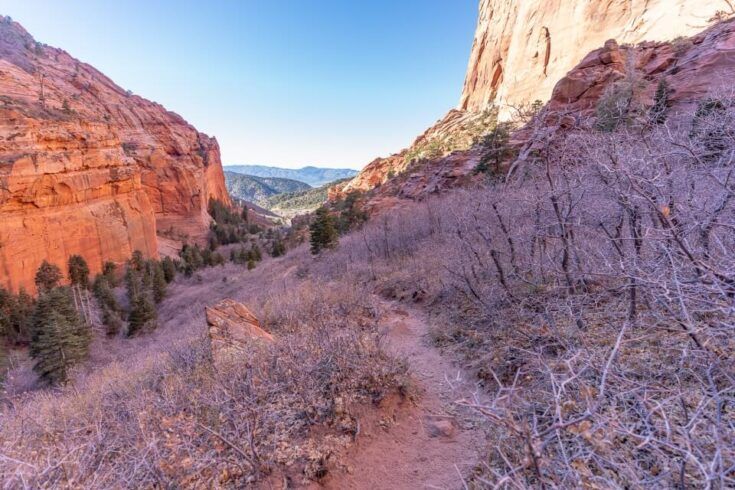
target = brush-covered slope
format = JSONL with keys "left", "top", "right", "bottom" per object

{"left": 0, "top": 16, "right": 229, "bottom": 292}
{"left": 224, "top": 171, "right": 311, "bottom": 206}
{"left": 267, "top": 177, "right": 352, "bottom": 217}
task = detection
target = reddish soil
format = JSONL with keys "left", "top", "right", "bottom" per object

{"left": 323, "top": 302, "right": 487, "bottom": 490}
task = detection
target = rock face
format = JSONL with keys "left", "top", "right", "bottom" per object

{"left": 339, "top": 1, "right": 732, "bottom": 205}
{"left": 506, "top": 18, "right": 735, "bottom": 166}
{"left": 459, "top": 0, "right": 729, "bottom": 118}
{"left": 338, "top": 109, "right": 492, "bottom": 196}
{"left": 0, "top": 17, "right": 229, "bottom": 293}
{"left": 205, "top": 299, "right": 274, "bottom": 364}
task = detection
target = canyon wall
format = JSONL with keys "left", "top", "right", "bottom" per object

{"left": 460, "top": 0, "right": 730, "bottom": 117}
{"left": 0, "top": 17, "right": 229, "bottom": 293}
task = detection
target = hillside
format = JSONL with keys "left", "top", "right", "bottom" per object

{"left": 225, "top": 164, "right": 357, "bottom": 186}
{"left": 224, "top": 171, "right": 311, "bottom": 206}
{"left": 266, "top": 178, "right": 351, "bottom": 217}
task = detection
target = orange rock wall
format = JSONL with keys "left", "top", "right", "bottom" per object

{"left": 0, "top": 17, "right": 229, "bottom": 293}
{"left": 459, "top": 0, "right": 728, "bottom": 118}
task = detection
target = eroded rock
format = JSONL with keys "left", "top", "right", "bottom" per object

{"left": 205, "top": 299, "right": 274, "bottom": 363}
{"left": 0, "top": 16, "right": 230, "bottom": 293}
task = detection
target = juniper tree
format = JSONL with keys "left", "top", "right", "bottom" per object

{"left": 34, "top": 261, "right": 62, "bottom": 293}
{"left": 475, "top": 123, "right": 513, "bottom": 176}
{"left": 30, "top": 288, "right": 91, "bottom": 385}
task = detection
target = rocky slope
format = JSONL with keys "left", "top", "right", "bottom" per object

{"left": 459, "top": 0, "right": 730, "bottom": 118}
{"left": 0, "top": 17, "right": 229, "bottom": 293}
{"left": 511, "top": 17, "right": 735, "bottom": 166}
{"left": 338, "top": 0, "right": 732, "bottom": 205}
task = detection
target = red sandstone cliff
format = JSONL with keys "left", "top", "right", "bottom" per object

{"left": 338, "top": 1, "right": 733, "bottom": 205}
{"left": 459, "top": 0, "right": 730, "bottom": 118}
{"left": 0, "top": 17, "right": 229, "bottom": 293}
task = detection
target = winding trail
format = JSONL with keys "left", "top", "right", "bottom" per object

{"left": 325, "top": 301, "right": 487, "bottom": 490}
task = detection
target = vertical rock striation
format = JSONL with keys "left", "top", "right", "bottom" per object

{"left": 0, "top": 17, "right": 229, "bottom": 293}
{"left": 459, "top": 0, "right": 729, "bottom": 117}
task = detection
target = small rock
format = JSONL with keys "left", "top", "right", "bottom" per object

{"left": 427, "top": 419, "right": 456, "bottom": 438}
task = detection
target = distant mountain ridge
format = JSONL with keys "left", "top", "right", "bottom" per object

{"left": 225, "top": 165, "right": 357, "bottom": 186}
{"left": 224, "top": 172, "right": 311, "bottom": 206}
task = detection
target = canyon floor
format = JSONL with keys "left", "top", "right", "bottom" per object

{"left": 323, "top": 301, "right": 487, "bottom": 490}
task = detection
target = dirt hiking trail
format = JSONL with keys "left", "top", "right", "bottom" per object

{"left": 324, "top": 301, "right": 487, "bottom": 490}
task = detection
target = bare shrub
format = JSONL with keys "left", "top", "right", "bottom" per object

{"left": 305, "top": 100, "right": 735, "bottom": 487}
{"left": 0, "top": 279, "right": 408, "bottom": 487}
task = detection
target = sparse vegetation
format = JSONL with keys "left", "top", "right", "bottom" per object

{"left": 303, "top": 100, "right": 735, "bottom": 487}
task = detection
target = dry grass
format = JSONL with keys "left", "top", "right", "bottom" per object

{"left": 0, "top": 264, "right": 408, "bottom": 488}
{"left": 301, "top": 101, "right": 735, "bottom": 488}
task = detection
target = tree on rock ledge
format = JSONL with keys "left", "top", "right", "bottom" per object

{"left": 310, "top": 207, "right": 338, "bottom": 255}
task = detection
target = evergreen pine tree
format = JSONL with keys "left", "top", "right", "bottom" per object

{"left": 30, "top": 288, "right": 91, "bottom": 385}
{"left": 310, "top": 207, "right": 338, "bottom": 254}
{"left": 161, "top": 256, "right": 177, "bottom": 283}
{"left": 650, "top": 78, "right": 670, "bottom": 124}
{"left": 93, "top": 274, "right": 121, "bottom": 313}
{"left": 128, "top": 293, "right": 156, "bottom": 336}
{"left": 271, "top": 238, "right": 286, "bottom": 257}
{"left": 102, "top": 261, "right": 118, "bottom": 285}
{"left": 67, "top": 255, "right": 90, "bottom": 289}
{"left": 10, "top": 288, "right": 34, "bottom": 345}
{"left": 34, "top": 261, "right": 62, "bottom": 293}
{"left": 129, "top": 251, "right": 145, "bottom": 272}
{"left": 151, "top": 262, "right": 167, "bottom": 303}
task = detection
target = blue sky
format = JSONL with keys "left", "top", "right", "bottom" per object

{"left": 4, "top": 1, "right": 478, "bottom": 169}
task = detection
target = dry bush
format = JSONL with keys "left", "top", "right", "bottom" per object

{"left": 303, "top": 100, "right": 735, "bottom": 488}
{"left": 0, "top": 278, "right": 408, "bottom": 488}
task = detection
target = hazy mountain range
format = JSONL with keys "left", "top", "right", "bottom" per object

{"left": 224, "top": 165, "right": 357, "bottom": 187}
